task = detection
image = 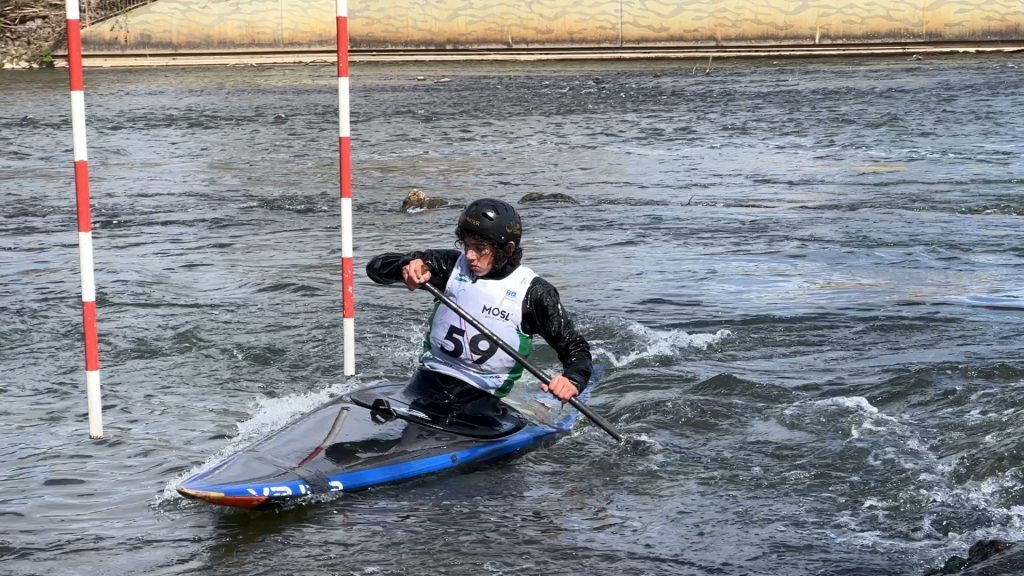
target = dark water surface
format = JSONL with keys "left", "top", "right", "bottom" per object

{"left": 2, "top": 55, "right": 1023, "bottom": 575}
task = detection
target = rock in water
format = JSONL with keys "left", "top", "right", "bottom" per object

{"left": 926, "top": 539, "right": 1024, "bottom": 575}
{"left": 401, "top": 188, "right": 447, "bottom": 212}
{"left": 518, "top": 192, "right": 578, "bottom": 204}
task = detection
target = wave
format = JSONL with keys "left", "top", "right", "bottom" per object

{"left": 591, "top": 320, "right": 731, "bottom": 368}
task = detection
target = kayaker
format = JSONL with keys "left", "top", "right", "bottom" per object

{"left": 366, "top": 198, "right": 592, "bottom": 425}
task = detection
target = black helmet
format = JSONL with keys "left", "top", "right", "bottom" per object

{"left": 456, "top": 198, "right": 522, "bottom": 246}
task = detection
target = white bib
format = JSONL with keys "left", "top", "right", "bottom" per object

{"left": 421, "top": 255, "right": 537, "bottom": 397}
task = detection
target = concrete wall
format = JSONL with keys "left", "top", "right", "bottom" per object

{"left": 81, "top": 0, "right": 1024, "bottom": 52}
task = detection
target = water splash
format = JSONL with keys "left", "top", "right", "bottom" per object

{"left": 593, "top": 321, "right": 731, "bottom": 368}
{"left": 619, "top": 432, "right": 663, "bottom": 456}
{"left": 157, "top": 378, "right": 365, "bottom": 504}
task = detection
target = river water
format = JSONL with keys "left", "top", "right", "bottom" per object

{"left": 2, "top": 55, "right": 1023, "bottom": 575}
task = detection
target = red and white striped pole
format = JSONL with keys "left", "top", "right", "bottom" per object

{"left": 337, "top": 0, "right": 355, "bottom": 375}
{"left": 66, "top": 0, "right": 103, "bottom": 438}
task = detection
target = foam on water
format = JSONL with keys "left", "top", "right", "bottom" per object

{"left": 789, "top": 392, "right": 1024, "bottom": 560}
{"left": 896, "top": 469, "right": 1024, "bottom": 556}
{"left": 812, "top": 395, "right": 883, "bottom": 415}
{"left": 594, "top": 321, "right": 732, "bottom": 367}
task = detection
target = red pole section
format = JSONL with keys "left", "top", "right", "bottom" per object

{"left": 66, "top": 0, "right": 103, "bottom": 438}
{"left": 337, "top": 0, "right": 355, "bottom": 375}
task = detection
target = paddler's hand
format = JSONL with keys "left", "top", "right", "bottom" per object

{"left": 542, "top": 374, "right": 579, "bottom": 403}
{"left": 402, "top": 258, "right": 431, "bottom": 291}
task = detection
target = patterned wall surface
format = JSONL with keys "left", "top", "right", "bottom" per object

{"left": 82, "top": 0, "right": 1024, "bottom": 51}
{"left": 353, "top": 0, "right": 622, "bottom": 47}
{"left": 620, "top": 0, "right": 1024, "bottom": 44}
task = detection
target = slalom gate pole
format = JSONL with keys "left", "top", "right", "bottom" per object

{"left": 337, "top": 0, "right": 355, "bottom": 376}
{"left": 66, "top": 0, "right": 103, "bottom": 439}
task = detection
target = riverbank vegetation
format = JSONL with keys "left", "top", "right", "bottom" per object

{"left": 1, "top": 0, "right": 141, "bottom": 68}
{"left": 1, "top": 0, "right": 64, "bottom": 67}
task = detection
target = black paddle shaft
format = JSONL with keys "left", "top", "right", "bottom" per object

{"left": 421, "top": 282, "right": 623, "bottom": 443}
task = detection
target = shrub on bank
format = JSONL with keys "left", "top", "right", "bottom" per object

{"left": 1, "top": 0, "right": 63, "bottom": 68}
{"left": 1, "top": 0, "right": 139, "bottom": 68}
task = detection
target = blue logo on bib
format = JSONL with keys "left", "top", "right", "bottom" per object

{"left": 505, "top": 289, "right": 518, "bottom": 299}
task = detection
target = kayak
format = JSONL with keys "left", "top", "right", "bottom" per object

{"left": 176, "top": 368, "right": 602, "bottom": 509}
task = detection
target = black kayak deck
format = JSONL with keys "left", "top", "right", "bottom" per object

{"left": 347, "top": 383, "right": 527, "bottom": 439}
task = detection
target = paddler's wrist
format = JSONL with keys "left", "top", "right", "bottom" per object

{"left": 561, "top": 367, "right": 589, "bottom": 393}
{"left": 399, "top": 251, "right": 428, "bottom": 268}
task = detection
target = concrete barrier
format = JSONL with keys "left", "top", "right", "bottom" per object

{"left": 81, "top": 0, "right": 1024, "bottom": 53}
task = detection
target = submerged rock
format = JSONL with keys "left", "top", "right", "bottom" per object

{"left": 400, "top": 188, "right": 447, "bottom": 212}
{"left": 926, "top": 540, "right": 1024, "bottom": 575}
{"left": 518, "top": 192, "right": 578, "bottom": 205}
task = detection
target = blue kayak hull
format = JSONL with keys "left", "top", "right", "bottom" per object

{"left": 176, "top": 373, "right": 598, "bottom": 509}
{"left": 178, "top": 422, "right": 563, "bottom": 508}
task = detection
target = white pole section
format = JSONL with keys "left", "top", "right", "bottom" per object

{"left": 337, "top": 0, "right": 355, "bottom": 376}
{"left": 66, "top": 0, "right": 103, "bottom": 438}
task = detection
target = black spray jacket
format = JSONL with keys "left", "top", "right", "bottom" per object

{"left": 366, "top": 249, "right": 593, "bottom": 392}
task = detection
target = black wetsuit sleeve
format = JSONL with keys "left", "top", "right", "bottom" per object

{"left": 521, "top": 277, "right": 593, "bottom": 392}
{"left": 365, "top": 249, "right": 461, "bottom": 290}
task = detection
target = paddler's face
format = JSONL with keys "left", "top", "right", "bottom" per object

{"left": 461, "top": 238, "right": 495, "bottom": 276}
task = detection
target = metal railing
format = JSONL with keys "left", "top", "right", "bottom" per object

{"left": 81, "top": 0, "right": 160, "bottom": 27}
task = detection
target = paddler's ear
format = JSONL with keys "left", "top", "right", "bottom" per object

{"left": 503, "top": 241, "right": 516, "bottom": 256}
